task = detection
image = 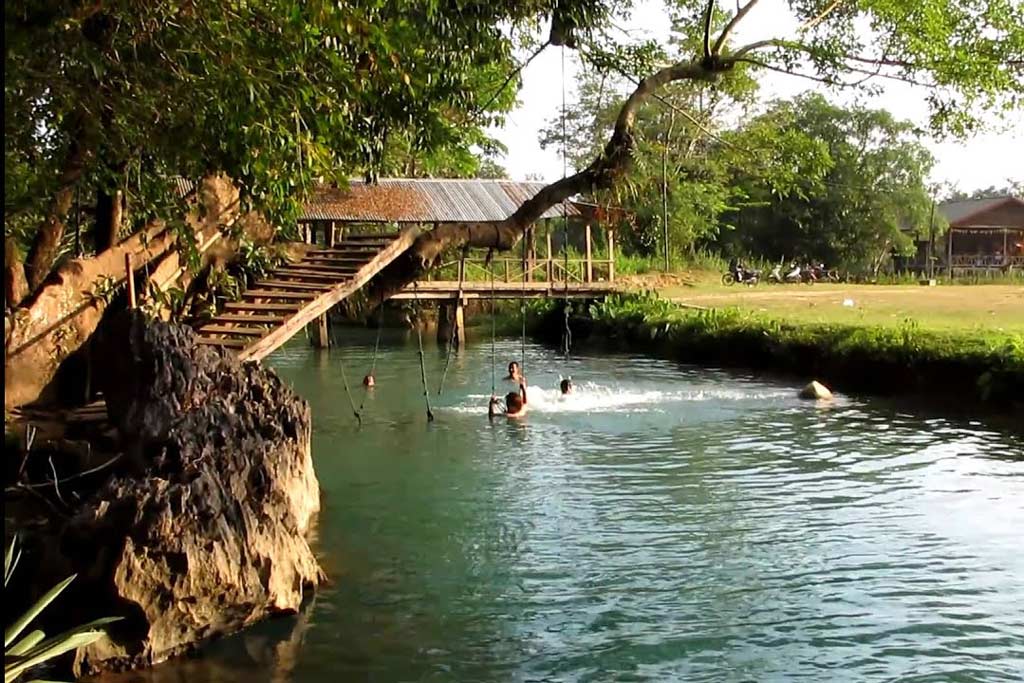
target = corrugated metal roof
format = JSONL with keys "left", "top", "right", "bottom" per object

{"left": 301, "top": 179, "right": 582, "bottom": 223}
{"left": 938, "top": 196, "right": 1022, "bottom": 226}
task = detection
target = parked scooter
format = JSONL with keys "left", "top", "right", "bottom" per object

{"left": 769, "top": 262, "right": 805, "bottom": 284}
{"left": 722, "top": 263, "right": 760, "bottom": 286}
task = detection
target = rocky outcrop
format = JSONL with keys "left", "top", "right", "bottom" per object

{"left": 58, "top": 311, "right": 321, "bottom": 676}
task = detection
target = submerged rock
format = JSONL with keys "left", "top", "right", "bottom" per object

{"left": 799, "top": 380, "right": 834, "bottom": 400}
{"left": 60, "top": 311, "right": 322, "bottom": 675}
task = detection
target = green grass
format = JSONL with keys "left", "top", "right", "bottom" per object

{"left": 560, "top": 291, "right": 1024, "bottom": 405}
{"left": 659, "top": 281, "right": 1024, "bottom": 335}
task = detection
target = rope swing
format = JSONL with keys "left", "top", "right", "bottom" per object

{"left": 358, "top": 293, "right": 385, "bottom": 413}
{"left": 560, "top": 43, "right": 573, "bottom": 365}
{"left": 436, "top": 247, "right": 468, "bottom": 396}
{"left": 411, "top": 281, "right": 435, "bottom": 422}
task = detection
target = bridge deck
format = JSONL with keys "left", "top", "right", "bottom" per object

{"left": 393, "top": 280, "right": 618, "bottom": 300}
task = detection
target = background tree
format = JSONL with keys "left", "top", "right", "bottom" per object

{"left": 715, "top": 94, "right": 937, "bottom": 270}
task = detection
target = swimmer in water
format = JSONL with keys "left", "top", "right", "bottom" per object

{"left": 362, "top": 374, "right": 375, "bottom": 388}
{"left": 560, "top": 378, "right": 573, "bottom": 395}
{"left": 489, "top": 381, "right": 528, "bottom": 419}
{"left": 504, "top": 361, "right": 524, "bottom": 383}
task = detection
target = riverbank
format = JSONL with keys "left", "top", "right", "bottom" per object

{"left": 530, "top": 292, "right": 1024, "bottom": 413}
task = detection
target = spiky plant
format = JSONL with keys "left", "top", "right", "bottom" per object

{"left": 4, "top": 537, "right": 120, "bottom": 683}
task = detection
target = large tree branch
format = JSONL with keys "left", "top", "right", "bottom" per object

{"left": 712, "top": 0, "right": 762, "bottom": 56}
{"left": 399, "top": 60, "right": 719, "bottom": 278}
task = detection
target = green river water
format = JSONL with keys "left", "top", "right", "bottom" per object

{"left": 138, "top": 329, "right": 1022, "bottom": 682}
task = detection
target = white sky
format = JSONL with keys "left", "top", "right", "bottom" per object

{"left": 489, "top": 0, "right": 1023, "bottom": 195}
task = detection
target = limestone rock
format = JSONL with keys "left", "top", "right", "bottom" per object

{"left": 63, "top": 311, "right": 321, "bottom": 675}
{"left": 799, "top": 380, "right": 834, "bottom": 400}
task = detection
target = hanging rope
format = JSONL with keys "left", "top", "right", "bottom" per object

{"left": 337, "top": 348, "right": 363, "bottom": 427}
{"left": 358, "top": 294, "right": 385, "bottom": 413}
{"left": 560, "top": 44, "right": 573, "bottom": 362}
{"left": 436, "top": 248, "right": 468, "bottom": 395}
{"left": 520, "top": 234, "right": 527, "bottom": 378}
{"left": 412, "top": 281, "right": 435, "bottom": 422}
{"left": 490, "top": 261, "right": 497, "bottom": 396}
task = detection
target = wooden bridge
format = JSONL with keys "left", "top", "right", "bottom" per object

{"left": 184, "top": 228, "right": 618, "bottom": 358}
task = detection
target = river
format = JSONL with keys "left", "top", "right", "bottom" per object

{"left": 146, "top": 329, "right": 1023, "bottom": 682}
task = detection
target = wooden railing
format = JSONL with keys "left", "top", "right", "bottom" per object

{"left": 950, "top": 254, "right": 1024, "bottom": 268}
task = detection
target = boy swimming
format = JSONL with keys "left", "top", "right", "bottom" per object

{"left": 560, "top": 378, "right": 573, "bottom": 395}
{"left": 489, "top": 381, "right": 528, "bottom": 419}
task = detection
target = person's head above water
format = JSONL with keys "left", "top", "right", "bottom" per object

{"left": 362, "top": 374, "right": 375, "bottom": 388}
{"left": 506, "top": 361, "right": 521, "bottom": 380}
{"left": 505, "top": 390, "right": 524, "bottom": 414}
{"left": 560, "top": 378, "right": 573, "bottom": 395}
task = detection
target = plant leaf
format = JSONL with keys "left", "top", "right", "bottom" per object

{"left": 4, "top": 575, "right": 76, "bottom": 648}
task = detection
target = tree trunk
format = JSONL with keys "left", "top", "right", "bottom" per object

{"left": 94, "top": 189, "right": 124, "bottom": 253}
{"left": 24, "top": 142, "right": 88, "bottom": 291}
{"left": 4, "top": 239, "right": 29, "bottom": 308}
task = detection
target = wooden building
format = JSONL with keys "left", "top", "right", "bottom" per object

{"left": 900, "top": 195, "right": 1024, "bottom": 276}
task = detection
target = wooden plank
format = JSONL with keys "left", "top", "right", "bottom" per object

{"left": 195, "top": 337, "right": 248, "bottom": 348}
{"left": 585, "top": 223, "right": 593, "bottom": 283}
{"left": 223, "top": 301, "right": 302, "bottom": 312}
{"left": 210, "top": 313, "right": 290, "bottom": 324}
{"left": 281, "top": 264, "right": 360, "bottom": 274}
{"left": 312, "top": 247, "right": 380, "bottom": 256}
{"left": 197, "top": 325, "right": 267, "bottom": 337}
{"left": 241, "top": 289, "right": 317, "bottom": 300}
{"left": 274, "top": 268, "right": 354, "bottom": 282}
{"left": 255, "top": 279, "right": 332, "bottom": 291}
{"left": 296, "top": 255, "right": 368, "bottom": 263}
{"left": 237, "top": 226, "right": 420, "bottom": 362}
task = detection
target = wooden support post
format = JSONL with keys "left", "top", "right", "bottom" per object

{"left": 504, "top": 259, "right": 510, "bottom": 282}
{"left": 125, "top": 253, "right": 137, "bottom": 308}
{"left": 329, "top": 221, "right": 337, "bottom": 247}
{"left": 437, "top": 302, "right": 452, "bottom": 345}
{"left": 312, "top": 313, "right": 330, "bottom": 348}
{"left": 547, "top": 230, "right": 554, "bottom": 282}
{"left": 608, "top": 228, "right": 615, "bottom": 283}
{"left": 947, "top": 227, "right": 954, "bottom": 279}
{"left": 1003, "top": 228, "right": 1009, "bottom": 266}
{"left": 585, "top": 223, "right": 593, "bottom": 283}
{"left": 454, "top": 298, "right": 466, "bottom": 349}
{"left": 525, "top": 227, "right": 535, "bottom": 282}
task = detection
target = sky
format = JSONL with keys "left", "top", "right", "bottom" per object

{"left": 489, "top": 0, "right": 1023, "bottom": 196}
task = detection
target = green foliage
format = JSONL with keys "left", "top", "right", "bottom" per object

{"left": 5, "top": 537, "right": 119, "bottom": 683}
{"left": 716, "top": 94, "right": 936, "bottom": 270}
{"left": 582, "top": 291, "right": 1024, "bottom": 401}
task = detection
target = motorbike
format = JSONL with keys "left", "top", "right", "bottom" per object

{"left": 722, "top": 266, "right": 760, "bottom": 286}
{"left": 769, "top": 263, "right": 805, "bottom": 284}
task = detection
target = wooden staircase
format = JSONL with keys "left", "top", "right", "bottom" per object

{"left": 193, "top": 229, "right": 418, "bottom": 362}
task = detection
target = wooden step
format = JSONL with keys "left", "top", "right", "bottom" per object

{"left": 342, "top": 233, "right": 398, "bottom": 240}
{"left": 317, "top": 246, "right": 381, "bottom": 255}
{"left": 223, "top": 302, "right": 302, "bottom": 312}
{"left": 297, "top": 255, "right": 368, "bottom": 264}
{"left": 272, "top": 271, "right": 352, "bottom": 283}
{"left": 210, "top": 313, "right": 290, "bottom": 324}
{"left": 255, "top": 279, "right": 332, "bottom": 291}
{"left": 197, "top": 325, "right": 267, "bottom": 337}
{"left": 241, "top": 289, "right": 317, "bottom": 300}
{"left": 195, "top": 337, "right": 248, "bottom": 348}
{"left": 282, "top": 265, "right": 358, "bottom": 275}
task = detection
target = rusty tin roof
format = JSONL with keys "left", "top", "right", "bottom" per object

{"left": 301, "top": 179, "right": 581, "bottom": 223}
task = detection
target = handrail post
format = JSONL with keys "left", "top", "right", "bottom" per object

{"left": 608, "top": 228, "right": 615, "bottom": 283}
{"left": 585, "top": 223, "right": 593, "bottom": 283}
{"left": 547, "top": 230, "right": 554, "bottom": 282}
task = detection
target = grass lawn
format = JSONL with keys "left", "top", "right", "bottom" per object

{"left": 656, "top": 280, "right": 1024, "bottom": 336}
